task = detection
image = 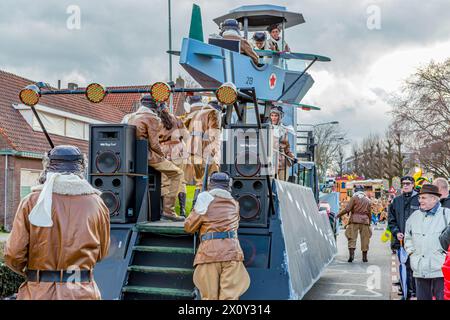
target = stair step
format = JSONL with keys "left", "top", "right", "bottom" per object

{"left": 128, "top": 265, "right": 193, "bottom": 275}
{"left": 135, "top": 223, "right": 187, "bottom": 235}
{"left": 122, "top": 286, "right": 194, "bottom": 298}
{"left": 133, "top": 245, "right": 194, "bottom": 254}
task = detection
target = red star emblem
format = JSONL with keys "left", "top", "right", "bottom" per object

{"left": 269, "top": 73, "right": 277, "bottom": 89}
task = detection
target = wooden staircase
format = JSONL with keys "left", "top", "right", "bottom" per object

{"left": 121, "top": 221, "right": 197, "bottom": 300}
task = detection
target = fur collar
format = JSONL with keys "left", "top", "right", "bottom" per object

{"left": 354, "top": 191, "right": 367, "bottom": 199}
{"left": 222, "top": 29, "right": 241, "bottom": 38}
{"left": 209, "top": 188, "right": 234, "bottom": 199}
{"left": 136, "top": 106, "right": 159, "bottom": 116}
{"left": 31, "top": 174, "right": 101, "bottom": 196}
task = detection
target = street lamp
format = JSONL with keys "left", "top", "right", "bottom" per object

{"left": 298, "top": 121, "right": 339, "bottom": 128}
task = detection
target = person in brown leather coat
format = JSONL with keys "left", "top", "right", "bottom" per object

{"left": 158, "top": 104, "right": 190, "bottom": 217}
{"left": 183, "top": 95, "right": 207, "bottom": 186}
{"left": 184, "top": 172, "right": 250, "bottom": 300}
{"left": 220, "top": 18, "right": 260, "bottom": 65}
{"left": 337, "top": 185, "right": 373, "bottom": 263}
{"left": 4, "top": 145, "right": 110, "bottom": 300}
{"left": 185, "top": 99, "right": 222, "bottom": 203}
{"left": 123, "top": 95, "right": 184, "bottom": 221}
{"left": 270, "top": 106, "right": 297, "bottom": 180}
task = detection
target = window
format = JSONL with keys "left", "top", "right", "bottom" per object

{"left": 32, "top": 112, "right": 65, "bottom": 136}
{"left": 32, "top": 111, "right": 90, "bottom": 140}
{"left": 66, "top": 118, "right": 85, "bottom": 139}
{"left": 20, "top": 169, "right": 42, "bottom": 199}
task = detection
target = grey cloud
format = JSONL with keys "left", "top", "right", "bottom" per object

{"left": 1, "top": 0, "right": 449, "bottom": 152}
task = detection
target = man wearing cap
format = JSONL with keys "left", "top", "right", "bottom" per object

{"left": 388, "top": 175, "right": 420, "bottom": 298}
{"left": 123, "top": 95, "right": 184, "bottom": 221}
{"left": 158, "top": 104, "right": 190, "bottom": 217}
{"left": 404, "top": 184, "right": 450, "bottom": 300}
{"left": 4, "top": 145, "right": 110, "bottom": 300}
{"left": 337, "top": 185, "right": 372, "bottom": 263}
{"left": 184, "top": 172, "right": 250, "bottom": 300}
{"left": 185, "top": 99, "right": 222, "bottom": 204}
{"left": 270, "top": 106, "right": 297, "bottom": 180}
{"left": 220, "top": 18, "right": 259, "bottom": 65}
{"left": 267, "top": 24, "right": 290, "bottom": 52}
{"left": 433, "top": 177, "right": 450, "bottom": 209}
{"left": 251, "top": 32, "right": 270, "bottom": 50}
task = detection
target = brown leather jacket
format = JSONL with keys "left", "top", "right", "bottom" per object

{"left": 337, "top": 192, "right": 372, "bottom": 225}
{"left": 185, "top": 107, "right": 221, "bottom": 162}
{"left": 268, "top": 38, "right": 290, "bottom": 52}
{"left": 279, "top": 132, "right": 295, "bottom": 169}
{"left": 184, "top": 190, "right": 244, "bottom": 266}
{"left": 125, "top": 106, "right": 165, "bottom": 164}
{"left": 222, "top": 33, "right": 260, "bottom": 65}
{"left": 4, "top": 178, "right": 110, "bottom": 300}
{"left": 274, "top": 127, "right": 295, "bottom": 170}
{"left": 159, "top": 112, "right": 189, "bottom": 161}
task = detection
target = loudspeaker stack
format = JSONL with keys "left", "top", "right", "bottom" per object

{"left": 221, "top": 123, "right": 273, "bottom": 228}
{"left": 89, "top": 124, "right": 139, "bottom": 223}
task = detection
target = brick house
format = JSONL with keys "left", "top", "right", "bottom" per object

{"left": 0, "top": 70, "right": 127, "bottom": 230}
{"left": 0, "top": 71, "right": 190, "bottom": 231}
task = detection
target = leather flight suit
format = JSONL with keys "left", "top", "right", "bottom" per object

{"left": 4, "top": 178, "right": 110, "bottom": 300}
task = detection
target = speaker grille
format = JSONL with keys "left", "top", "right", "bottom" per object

{"left": 96, "top": 151, "right": 121, "bottom": 173}
{"left": 101, "top": 191, "right": 121, "bottom": 216}
{"left": 238, "top": 194, "right": 261, "bottom": 220}
{"left": 235, "top": 151, "right": 261, "bottom": 177}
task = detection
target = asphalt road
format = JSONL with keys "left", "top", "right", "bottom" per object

{"left": 304, "top": 223, "right": 393, "bottom": 300}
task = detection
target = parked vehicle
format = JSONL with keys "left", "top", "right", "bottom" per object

{"left": 319, "top": 201, "right": 337, "bottom": 239}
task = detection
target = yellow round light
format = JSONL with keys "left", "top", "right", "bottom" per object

{"left": 216, "top": 83, "right": 238, "bottom": 105}
{"left": 19, "top": 86, "right": 40, "bottom": 106}
{"left": 86, "top": 83, "right": 107, "bottom": 103}
{"left": 150, "top": 82, "right": 171, "bottom": 102}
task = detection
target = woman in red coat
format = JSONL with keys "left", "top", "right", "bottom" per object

{"left": 443, "top": 245, "right": 450, "bottom": 300}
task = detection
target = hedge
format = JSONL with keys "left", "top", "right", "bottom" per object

{"left": 0, "top": 241, "right": 25, "bottom": 299}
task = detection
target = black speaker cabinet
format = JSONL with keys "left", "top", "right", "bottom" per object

{"left": 221, "top": 123, "right": 273, "bottom": 179}
{"left": 90, "top": 175, "right": 137, "bottom": 223}
{"left": 231, "top": 178, "right": 269, "bottom": 228}
{"left": 148, "top": 165, "right": 162, "bottom": 222}
{"left": 238, "top": 233, "right": 271, "bottom": 268}
{"left": 89, "top": 124, "right": 136, "bottom": 174}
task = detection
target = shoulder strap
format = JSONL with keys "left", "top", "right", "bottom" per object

{"left": 444, "top": 208, "right": 449, "bottom": 226}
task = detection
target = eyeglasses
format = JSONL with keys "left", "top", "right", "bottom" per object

{"left": 401, "top": 182, "right": 412, "bottom": 186}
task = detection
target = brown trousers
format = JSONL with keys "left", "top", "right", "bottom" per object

{"left": 150, "top": 159, "right": 183, "bottom": 214}
{"left": 161, "top": 159, "right": 186, "bottom": 195}
{"left": 193, "top": 261, "right": 250, "bottom": 300}
{"left": 189, "top": 156, "right": 219, "bottom": 189}
{"left": 345, "top": 223, "right": 372, "bottom": 251}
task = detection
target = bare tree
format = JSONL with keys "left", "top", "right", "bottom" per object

{"left": 335, "top": 145, "right": 346, "bottom": 176}
{"left": 393, "top": 130, "right": 406, "bottom": 177}
{"left": 313, "top": 124, "right": 347, "bottom": 182}
{"left": 352, "top": 145, "right": 360, "bottom": 175}
{"left": 383, "top": 137, "right": 396, "bottom": 187}
{"left": 356, "top": 134, "right": 381, "bottom": 179}
{"left": 391, "top": 58, "right": 450, "bottom": 177}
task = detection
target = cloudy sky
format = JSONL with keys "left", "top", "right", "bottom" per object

{"left": 2, "top": 0, "right": 450, "bottom": 154}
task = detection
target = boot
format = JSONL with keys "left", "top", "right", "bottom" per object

{"left": 362, "top": 251, "right": 368, "bottom": 263}
{"left": 178, "top": 192, "right": 187, "bottom": 217}
{"left": 348, "top": 248, "right": 355, "bottom": 263}
{"left": 192, "top": 189, "right": 201, "bottom": 208}
{"left": 161, "top": 196, "right": 185, "bottom": 222}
